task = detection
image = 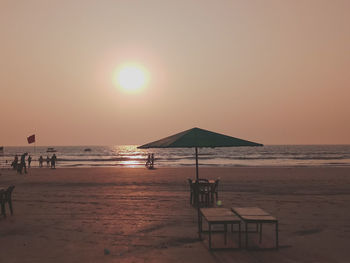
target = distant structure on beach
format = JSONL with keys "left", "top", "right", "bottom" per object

{"left": 84, "top": 148, "right": 92, "bottom": 152}
{"left": 47, "top": 148, "right": 57, "bottom": 153}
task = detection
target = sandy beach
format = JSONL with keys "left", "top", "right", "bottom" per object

{"left": 0, "top": 167, "right": 350, "bottom": 263}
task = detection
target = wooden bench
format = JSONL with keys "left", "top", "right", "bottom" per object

{"left": 231, "top": 207, "right": 278, "bottom": 249}
{"left": 200, "top": 208, "right": 241, "bottom": 250}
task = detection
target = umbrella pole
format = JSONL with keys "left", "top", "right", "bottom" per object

{"left": 195, "top": 147, "right": 202, "bottom": 239}
{"left": 195, "top": 147, "right": 198, "bottom": 180}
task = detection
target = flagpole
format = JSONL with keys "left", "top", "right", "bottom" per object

{"left": 0, "top": 147, "right": 3, "bottom": 171}
{"left": 27, "top": 134, "right": 36, "bottom": 171}
{"left": 33, "top": 129, "right": 36, "bottom": 154}
{"left": 33, "top": 133, "right": 36, "bottom": 171}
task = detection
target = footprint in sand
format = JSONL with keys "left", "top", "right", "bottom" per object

{"left": 294, "top": 228, "right": 323, "bottom": 236}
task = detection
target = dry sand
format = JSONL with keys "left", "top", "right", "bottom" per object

{"left": 0, "top": 167, "right": 350, "bottom": 263}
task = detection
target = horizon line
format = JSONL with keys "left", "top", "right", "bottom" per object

{"left": 1, "top": 144, "right": 350, "bottom": 147}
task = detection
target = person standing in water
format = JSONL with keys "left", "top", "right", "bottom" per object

{"left": 20, "top": 153, "right": 27, "bottom": 174}
{"left": 146, "top": 153, "right": 151, "bottom": 167}
{"left": 28, "top": 155, "right": 32, "bottom": 168}
{"left": 12, "top": 155, "right": 18, "bottom": 170}
{"left": 51, "top": 154, "right": 57, "bottom": 169}
{"left": 39, "top": 156, "right": 43, "bottom": 168}
{"left": 151, "top": 153, "right": 155, "bottom": 168}
{"left": 46, "top": 156, "right": 50, "bottom": 167}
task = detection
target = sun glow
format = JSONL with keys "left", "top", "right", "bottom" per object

{"left": 114, "top": 64, "right": 148, "bottom": 92}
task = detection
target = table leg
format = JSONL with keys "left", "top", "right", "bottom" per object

{"left": 259, "top": 223, "right": 262, "bottom": 243}
{"left": 238, "top": 222, "right": 241, "bottom": 248}
{"left": 245, "top": 222, "right": 248, "bottom": 248}
{"left": 209, "top": 223, "right": 212, "bottom": 250}
{"left": 1, "top": 202, "right": 6, "bottom": 218}
{"left": 224, "top": 223, "right": 227, "bottom": 245}
{"left": 198, "top": 213, "right": 202, "bottom": 240}
{"left": 276, "top": 221, "right": 279, "bottom": 249}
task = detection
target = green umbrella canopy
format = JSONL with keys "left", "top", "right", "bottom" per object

{"left": 138, "top": 127, "right": 263, "bottom": 239}
{"left": 138, "top": 127, "right": 263, "bottom": 149}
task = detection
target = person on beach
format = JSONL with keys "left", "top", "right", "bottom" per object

{"left": 145, "top": 153, "right": 151, "bottom": 168}
{"left": 151, "top": 153, "right": 154, "bottom": 167}
{"left": 20, "top": 153, "right": 27, "bottom": 174}
{"left": 51, "top": 154, "right": 57, "bottom": 169}
{"left": 39, "top": 156, "right": 43, "bottom": 168}
{"left": 46, "top": 156, "right": 50, "bottom": 167}
{"left": 28, "top": 155, "right": 32, "bottom": 168}
{"left": 11, "top": 155, "right": 18, "bottom": 170}
{"left": 146, "top": 153, "right": 155, "bottom": 169}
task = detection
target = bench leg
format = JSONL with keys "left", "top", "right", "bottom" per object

{"left": 245, "top": 222, "right": 248, "bottom": 248}
{"left": 198, "top": 212, "right": 202, "bottom": 240}
{"left": 276, "top": 222, "right": 279, "bottom": 249}
{"left": 9, "top": 200, "right": 13, "bottom": 215}
{"left": 238, "top": 222, "right": 241, "bottom": 248}
{"left": 224, "top": 223, "right": 227, "bottom": 245}
{"left": 1, "top": 203, "right": 6, "bottom": 218}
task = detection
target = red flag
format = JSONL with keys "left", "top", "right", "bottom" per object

{"left": 27, "top": 134, "right": 35, "bottom": 144}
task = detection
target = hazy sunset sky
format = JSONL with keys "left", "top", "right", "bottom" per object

{"left": 1, "top": 0, "right": 349, "bottom": 146}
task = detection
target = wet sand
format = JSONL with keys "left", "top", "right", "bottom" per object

{"left": 0, "top": 167, "right": 350, "bottom": 262}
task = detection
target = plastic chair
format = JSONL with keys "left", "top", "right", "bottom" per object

{"left": 210, "top": 179, "right": 220, "bottom": 203}
{"left": 187, "top": 178, "right": 194, "bottom": 204}
{"left": 1, "top": 185, "right": 15, "bottom": 218}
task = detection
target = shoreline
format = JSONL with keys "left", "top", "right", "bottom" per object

{"left": 2, "top": 164, "right": 350, "bottom": 171}
{"left": 2, "top": 145, "right": 350, "bottom": 169}
{"left": 0, "top": 164, "right": 350, "bottom": 171}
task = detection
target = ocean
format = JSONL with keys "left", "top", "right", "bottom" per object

{"left": 1, "top": 145, "right": 350, "bottom": 168}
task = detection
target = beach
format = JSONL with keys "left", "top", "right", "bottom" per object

{"left": 0, "top": 167, "right": 350, "bottom": 263}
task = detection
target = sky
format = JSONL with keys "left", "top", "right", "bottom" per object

{"left": 1, "top": 0, "right": 349, "bottom": 146}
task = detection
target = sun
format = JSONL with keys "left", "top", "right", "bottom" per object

{"left": 114, "top": 65, "right": 148, "bottom": 92}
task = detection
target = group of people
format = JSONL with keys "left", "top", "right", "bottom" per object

{"left": 10, "top": 153, "right": 57, "bottom": 173}
{"left": 39, "top": 154, "right": 57, "bottom": 169}
{"left": 11, "top": 153, "right": 31, "bottom": 174}
{"left": 145, "top": 153, "right": 155, "bottom": 169}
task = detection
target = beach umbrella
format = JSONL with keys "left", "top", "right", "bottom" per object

{"left": 138, "top": 127, "right": 263, "bottom": 180}
{"left": 138, "top": 127, "right": 263, "bottom": 240}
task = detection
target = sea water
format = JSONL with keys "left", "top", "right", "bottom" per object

{"left": 1, "top": 145, "right": 350, "bottom": 168}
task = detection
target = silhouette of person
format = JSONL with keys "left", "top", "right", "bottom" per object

{"left": 39, "top": 156, "right": 43, "bottom": 168}
{"left": 146, "top": 153, "right": 151, "bottom": 168}
{"left": 28, "top": 155, "right": 32, "bottom": 168}
{"left": 20, "top": 153, "right": 27, "bottom": 174}
{"left": 151, "top": 153, "right": 154, "bottom": 168}
{"left": 46, "top": 156, "right": 50, "bottom": 167}
{"left": 12, "top": 155, "right": 18, "bottom": 170}
{"left": 51, "top": 154, "right": 57, "bottom": 169}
